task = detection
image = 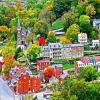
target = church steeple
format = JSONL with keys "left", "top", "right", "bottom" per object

{"left": 17, "top": 17, "right": 21, "bottom": 30}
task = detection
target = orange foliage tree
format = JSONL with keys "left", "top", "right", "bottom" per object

{"left": 44, "top": 66, "right": 56, "bottom": 82}
{"left": 66, "top": 39, "right": 72, "bottom": 44}
{"left": 3, "top": 54, "right": 17, "bottom": 78}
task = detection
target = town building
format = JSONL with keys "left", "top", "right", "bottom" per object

{"left": 74, "top": 56, "right": 100, "bottom": 74}
{"left": 92, "top": 40, "right": 99, "bottom": 46}
{"left": 39, "top": 43, "right": 84, "bottom": 59}
{"left": 9, "top": 66, "right": 41, "bottom": 94}
{"left": 93, "top": 19, "right": 100, "bottom": 28}
{"left": 78, "top": 33, "right": 87, "bottom": 45}
{"left": 37, "top": 59, "right": 51, "bottom": 73}
{"left": 17, "top": 18, "right": 30, "bottom": 49}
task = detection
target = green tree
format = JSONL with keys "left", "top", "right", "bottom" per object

{"left": 70, "top": 79, "right": 88, "bottom": 100}
{"left": 51, "top": 91, "right": 64, "bottom": 100}
{"left": 14, "top": 47, "right": 24, "bottom": 60}
{"left": 53, "top": 0, "right": 71, "bottom": 18}
{"left": 27, "top": 44, "right": 41, "bottom": 62}
{"left": 90, "top": 26, "right": 98, "bottom": 40}
{"left": 66, "top": 24, "right": 80, "bottom": 43}
{"left": 76, "top": 5, "right": 84, "bottom": 17}
{"left": 47, "top": 31, "right": 56, "bottom": 43}
{"left": 79, "top": 66, "right": 98, "bottom": 81}
{"left": 62, "top": 12, "right": 78, "bottom": 30}
{"left": 79, "top": 15, "right": 92, "bottom": 36}
{"left": 34, "top": 20, "right": 49, "bottom": 39}
{"left": 0, "top": 14, "right": 7, "bottom": 26}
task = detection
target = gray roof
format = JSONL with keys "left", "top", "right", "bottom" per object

{"left": 48, "top": 43, "right": 63, "bottom": 48}
{"left": 52, "top": 64, "right": 63, "bottom": 68}
{"left": 41, "top": 43, "right": 84, "bottom": 51}
{"left": 49, "top": 76, "right": 58, "bottom": 82}
{"left": 93, "top": 19, "right": 100, "bottom": 25}
{"left": 60, "top": 73, "right": 67, "bottom": 79}
{"left": 42, "top": 46, "right": 50, "bottom": 51}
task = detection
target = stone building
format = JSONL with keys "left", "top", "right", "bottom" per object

{"left": 39, "top": 43, "right": 84, "bottom": 59}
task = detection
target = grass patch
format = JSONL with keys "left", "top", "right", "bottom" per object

{"left": 52, "top": 18, "right": 64, "bottom": 29}
{"left": 63, "top": 64, "right": 74, "bottom": 70}
{"left": 54, "top": 57, "right": 80, "bottom": 63}
{"left": 24, "top": 95, "right": 33, "bottom": 100}
{"left": 84, "top": 52, "right": 100, "bottom": 56}
{"left": 0, "top": 43, "right": 6, "bottom": 50}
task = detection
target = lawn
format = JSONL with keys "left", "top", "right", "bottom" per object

{"left": 52, "top": 18, "right": 64, "bottom": 29}
{"left": 0, "top": 43, "right": 6, "bottom": 50}
{"left": 63, "top": 64, "right": 74, "bottom": 70}
{"left": 24, "top": 95, "right": 33, "bottom": 100}
{"left": 84, "top": 52, "right": 100, "bottom": 56}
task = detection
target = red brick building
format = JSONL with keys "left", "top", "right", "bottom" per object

{"left": 37, "top": 59, "right": 51, "bottom": 73}
{"left": 16, "top": 74, "right": 41, "bottom": 94}
{"left": 9, "top": 66, "right": 41, "bottom": 94}
{"left": 52, "top": 64, "right": 63, "bottom": 80}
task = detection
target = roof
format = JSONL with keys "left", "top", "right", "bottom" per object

{"left": 49, "top": 76, "right": 58, "bottom": 82}
{"left": 52, "top": 64, "right": 63, "bottom": 68}
{"left": 93, "top": 19, "right": 100, "bottom": 25}
{"left": 92, "top": 40, "right": 99, "bottom": 42}
{"left": 42, "top": 43, "right": 84, "bottom": 50}
{"left": 60, "top": 73, "right": 67, "bottom": 79}
{"left": 37, "top": 59, "right": 50, "bottom": 63}
{"left": 48, "top": 43, "right": 63, "bottom": 48}
{"left": 76, "top": 61, "right": 84, "bottom": 64}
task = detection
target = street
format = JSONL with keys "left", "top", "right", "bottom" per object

{"left": 0, "top": 78, "right": 20, "bottom": 100}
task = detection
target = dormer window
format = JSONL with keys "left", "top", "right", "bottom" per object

{"left": 54, "top": 45, "right": 56, "bottom": 47}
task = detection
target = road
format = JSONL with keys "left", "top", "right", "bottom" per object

{"left": 0, "top": 78, "right": 20, "bottom": 100}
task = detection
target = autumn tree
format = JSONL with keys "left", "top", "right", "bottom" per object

{"left": 47, "top": 31, "right": 56, "bottom": 43}
{"left": 86, "top": 4, "right": 96, "bottom": 17}
{"left": 62, "top": 12, "right": 78, "bottom": 30}
{"left": 66, "top": 39, "right": 72, "bottom": 44}
{"left": 1, "top": 46, "right": 16, "bottom": 57}
{"left": 60, "top": 37, "right": 66, "bottom": 44}
{"left": 66, "top": 24, "right": 80, "bottom": 43}
{"left": 15, "top": 1, "right": 23, "bottom": 11}
{"left": 27, "top": 44, "right": 41, "bottom": 62}
{"left": 34, "top": 20, "right": 49, "bottom": 39}
{"left": 0, "top": 25, "right": 10, "bottom": 40}
{"left": 44, "top": 66, "right": 56, "bottom": 82}
{"left": 5, "top": 6, "right": 16, "bottom": 21}
{"left": 39, "top": 10, "right": 56, "bottom": 26}
{"left": 3, "top": 54, "right": 17, "bottom": 78}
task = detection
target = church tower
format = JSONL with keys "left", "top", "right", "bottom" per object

{"left": 17, "top": 18, "right": 25, "bottom": 48}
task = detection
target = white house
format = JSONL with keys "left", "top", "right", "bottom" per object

{"left": 92, "top": 40, "right": 99, "bottom": 46}
{"left": 78, "top": 33, "right": 87, "bottom": 45}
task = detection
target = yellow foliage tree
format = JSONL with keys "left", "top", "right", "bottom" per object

{"left": 60, "top": 37, "right": 66, "bottom": 44}
{"left": 3, "top": 54, "right": 18, "bottom": 78}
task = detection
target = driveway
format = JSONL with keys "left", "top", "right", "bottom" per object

{"left": 0, "top": 78, "right": 20, "bottom": 100}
